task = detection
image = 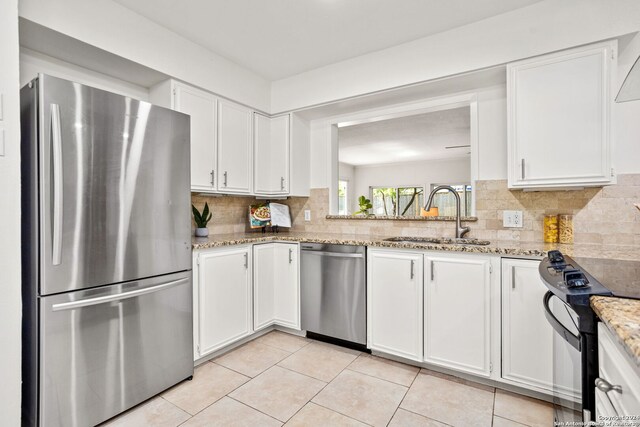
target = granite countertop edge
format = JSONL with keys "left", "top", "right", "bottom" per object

{"left": 325, "top": 215, "right": 478, "bottom": 222}
{"left": 591, "top": 296, "right": 640, "bottom": 369}
{"left": 192, "top": 235, "right": 546, "bottom": 256}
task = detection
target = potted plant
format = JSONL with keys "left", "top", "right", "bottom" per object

{"left": 353, "top": 195, "right": 373, "bottom": 216}
{"left": 192, "top": 202, "right": 212, "bottom": 237}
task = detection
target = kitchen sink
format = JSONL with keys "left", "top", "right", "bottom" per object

{"left": 383, "top": 236, "right": 491, "bottom": 246}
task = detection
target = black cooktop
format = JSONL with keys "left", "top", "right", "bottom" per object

{"left": 572, "top": 256, "right": 640, "bottom": 300}
{"left": 539, "top": 251, "right": 640, "bottom": 306}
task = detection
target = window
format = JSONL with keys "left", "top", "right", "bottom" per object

{"left": 338, "top": 180, "right": 349, "bottom": 215}
{"left": 429, "top": 184, "right": 472, "bottom": 217}
{"left": 370, "top": 186, "right": 424, "bottom": 216}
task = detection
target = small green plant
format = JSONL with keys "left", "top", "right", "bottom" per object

{"left": 353, "top": 195, "right": 373, "bottom": 216}
{"left": 192, "top": 202, "right": 212, "bottom": 228}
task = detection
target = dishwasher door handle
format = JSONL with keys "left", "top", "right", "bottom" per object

{"left": 302, "top": 251, "right": 364, "bottom": 258}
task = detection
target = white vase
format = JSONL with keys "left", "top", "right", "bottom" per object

{"left": 195, "top": 227, "right": 209, "bottom": 237}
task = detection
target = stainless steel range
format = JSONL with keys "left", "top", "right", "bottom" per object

{"left": 21, "top": 75, "right": 193, "bottom": 426}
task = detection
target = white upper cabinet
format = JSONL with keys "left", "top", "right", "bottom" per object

{"left": 150, "top": 80, "right": 217, "bottom": 192}
{"left": 424, "top": 253, "right": 492, "bottom": 377}
{"left": 254, "top": 114, "right": 290, "bottom": 195}
{"left": 217, "top": 99, "right": 253, "bottom": 193}
{"left": 507, "top": 41, "right": 616, "bottom": 189}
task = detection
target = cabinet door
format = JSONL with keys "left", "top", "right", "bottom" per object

{"left": 425, "top": 254, "right": 491, "bottom": 377}
{"left": 253, "top": 244, "right": 275, "bottom": 331}
{"left": 274, "top": 243, "right": 299, "bottom": 329}
{"left": 368, "top": 250, "right": 423, "bottom": 362}
{"left": 254, "top": 114, "right": 290, "bottom": 195}
{"left": 501, "top": 259, "right": 554, "bottom": 391}
{"left": 198, "top": 247, "right": 252, "bottom": 356}
{"left": 218, "top": 99, "right": 252, "bottom": 193}
{"left": 508, "top": 41, "right": 615, "bottom": 189}
{"left": 173, "top": 83, "right": 217, "bottom": 192}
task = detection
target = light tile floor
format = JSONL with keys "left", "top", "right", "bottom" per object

{"left": 102, "top": 331, "right": 553, "bottom": 427}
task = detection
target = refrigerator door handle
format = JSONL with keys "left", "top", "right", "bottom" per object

{"left": 51, "top": 277, "right": 189, "bottom": 311}
{"left": 50, "top": 103, "right": 63, "bottom": 266}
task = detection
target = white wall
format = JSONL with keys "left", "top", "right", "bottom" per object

{"left": 19, "top": 0, "right": 271, "bottom": 112}
{"left": 20, "top": 48, "right": 150, "bottom": 100}
{"left": 272, "top": 0, "right": 640, "bottom": 113}
{"left": 0, "top": 0, "right": 23, "bottom": 423}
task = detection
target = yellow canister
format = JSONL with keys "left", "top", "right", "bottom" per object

{"left": 543, "top": 214, "right": 559, "bottom": 243}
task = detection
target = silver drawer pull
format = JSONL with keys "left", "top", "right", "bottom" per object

{"left": 410, "top": 260, "right": 415, "bottom": 279}
{"left": 595, "top": 378, "right": 622, "bottom": 394}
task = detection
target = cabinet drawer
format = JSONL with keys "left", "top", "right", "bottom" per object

{"left": 597, "top": 323, "right": 640, "bottom": 416}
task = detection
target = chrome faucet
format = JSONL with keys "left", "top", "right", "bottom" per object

{"left": 424, "top": 185, "right": 470, "bottom": 239}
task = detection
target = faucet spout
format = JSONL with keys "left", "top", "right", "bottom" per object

{"left": 424, "top": 185, "right": 470, "bottom": 239}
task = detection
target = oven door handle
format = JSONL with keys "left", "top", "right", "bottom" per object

{"left": 543, "top": 291, "right": 581, "bottom": 351}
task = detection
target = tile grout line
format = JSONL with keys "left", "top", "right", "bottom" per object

{"left": 225, "top": 395, "right": 288, "bottom": 425}
{"left": 387, "top": 364, "right": 421, "bottom": 427}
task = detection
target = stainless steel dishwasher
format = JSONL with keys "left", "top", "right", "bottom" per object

{"left": 300, "top": 243, "right": 366, "bottom": 347}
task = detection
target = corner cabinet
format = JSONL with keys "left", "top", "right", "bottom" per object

{"left": 149, "top": 80, "right": 217, "bottom": 192}
{"left": 194, "top": 246, "right": 252, "bottom": 359}
{"left": 424, "top": 254, "right": 493, "bottom": 377}
{"left": 507, "top": 41, "right": 616, "bottom": 189}
{"left": 367, "top": 249, "right": 424, "bottom": 362}
{"left": 254, "top": 114, "right": 290, "bottom": 195}
{"left": 253, "top": 243, "right": 300, "bottom": 330}
{"left": 217, "top": 99, "right": 253, "bottom": 194}
{"left": 501, "top": 258, "right": 580, "bottom": 400}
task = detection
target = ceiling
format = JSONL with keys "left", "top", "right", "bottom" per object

{"left": 339, "top": 106, "right": 470, "bottom": 166}
{"left": 113, "top": 0, "right": 543, "bottom": 81}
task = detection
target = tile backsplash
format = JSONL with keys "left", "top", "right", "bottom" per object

{"left": 192, "top": 174, "right": 640, "bottom": 247}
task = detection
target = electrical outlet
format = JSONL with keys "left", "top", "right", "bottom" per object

{"left": 304, "top": 210, "right": 311, "bottom": 221}
{"left": 503, "top": 210, "right": 523, "bottom": 228}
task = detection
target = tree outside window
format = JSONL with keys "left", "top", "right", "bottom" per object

{"left": 429, "top": 184, "right": 472, "bottom": 216}
{"left": 370, "top": 186, "right": 424, "bottom": 216}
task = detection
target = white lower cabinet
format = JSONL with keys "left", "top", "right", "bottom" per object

{"left": 195, "top": 246, "right": 252, "bottom": 358}
{"left": 596, "top": 323, "right": 640, "bottom": 419}
{"left": 424, "top": 253, "right": 493, "bottom": 377}
{"left": 368, "top": 249, "right": 424, "bottom": 362}
{"left": 501, "top": 259, "right": 554, "bottom": 392}
{"left": 253, "top": 243, "right": 300, "bottom": 331}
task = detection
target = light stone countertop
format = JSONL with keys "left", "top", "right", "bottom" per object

{"left": 192, "top": 232, "right": 640, "bottom": 261}
{"left": 591, "top": 296, "right": 640, "bottom": 368}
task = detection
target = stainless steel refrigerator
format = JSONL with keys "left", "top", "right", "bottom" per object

{"left": 21, "top": 74, "right": 194, "bottom": 427}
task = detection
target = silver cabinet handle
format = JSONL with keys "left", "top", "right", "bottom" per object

{"left": 430, "top": 260, "right": 435, "bottom": 281}
{"left": 289, "top": 248, "right": 293, "bottom": 264}
{"left": 521, "top": 158, "right": 525, "bottom": 180}
{"left": 244, "top": 252, "right": 248, "bottom": 269}
{"left": 281, "top": 177, "right": 285, "bottom": 190}
{"left": 210, "top": 169, "right": 215, "bottom": 186}
{"left": 223, "top": 171, "right": 228, "bottom": 187}
{"left": 50, "top": 104, "right": 63, "bottom": 266}
{"left": 511, "top": 265, "right": 516, "bottom": 289}
{"left": 595, "top": 378, "right": 622, "bottom": 394}
{"left": 410, "top": 260, "right": 415, "bottom": 279}
{"left": 51, "top": 278, "right": 188, "bottom": 311}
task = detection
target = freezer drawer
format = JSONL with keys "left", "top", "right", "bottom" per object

{"left": 38, "top": 272, "right": 193, "bottom": 427}
{"left": 300, "top": 244, "right": 366, "bottom": 345}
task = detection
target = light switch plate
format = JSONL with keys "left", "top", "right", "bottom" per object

{"left": 503, "top": 210, "right": 523, "bottom": 228}
{"left": 304, "top": 210, "right": 311, "bottom": 221}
